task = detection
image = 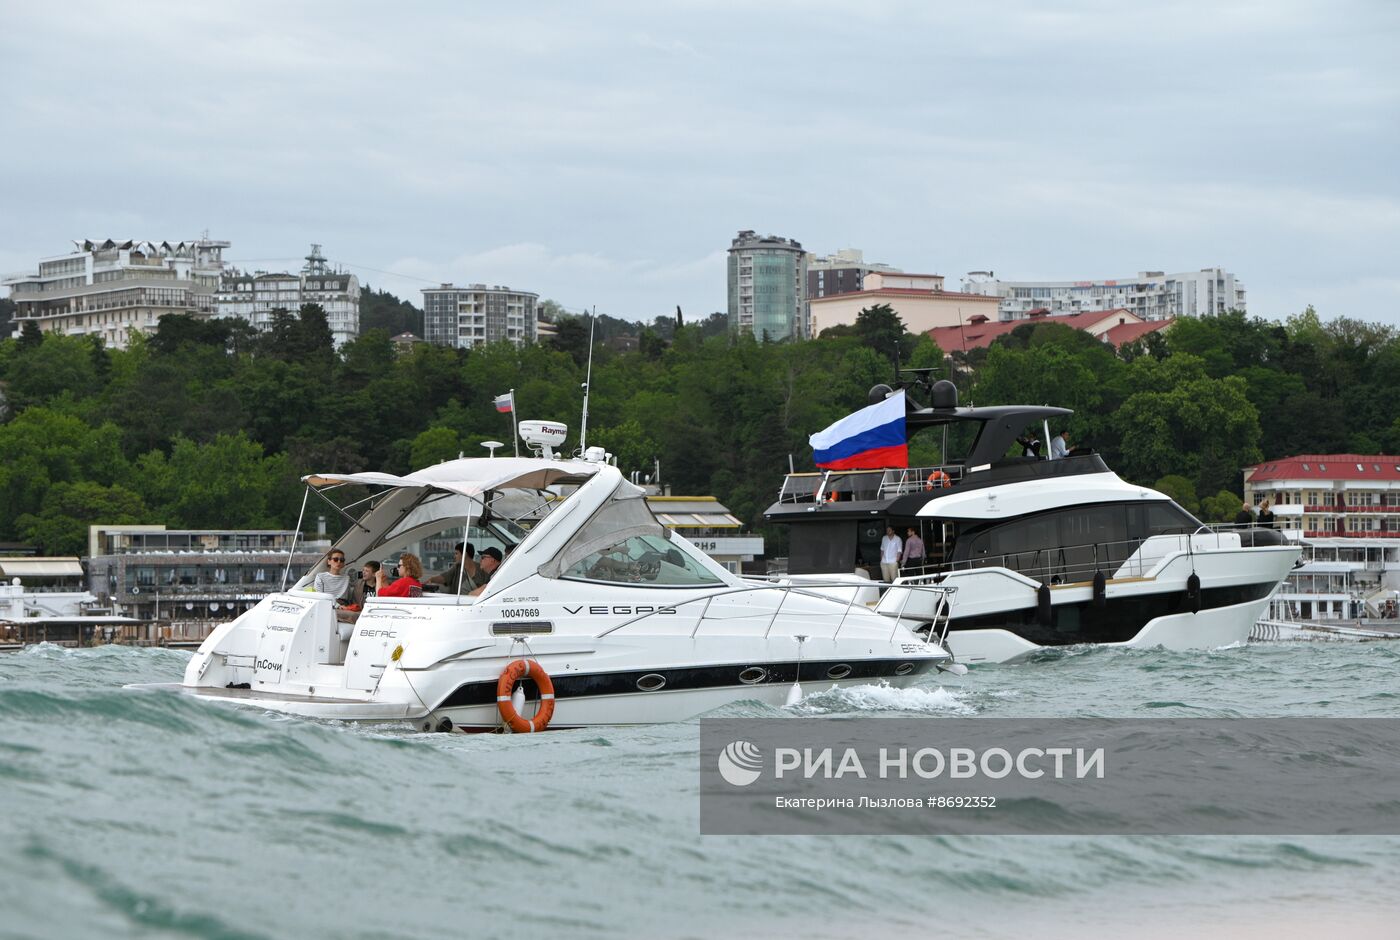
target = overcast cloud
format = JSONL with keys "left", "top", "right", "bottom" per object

{"left": 2, "top": 0, "right": 1397, "bottom": 323}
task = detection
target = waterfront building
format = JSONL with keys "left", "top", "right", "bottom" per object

{"left": 216, "top": 245, "right": 361, "bottom": 348}
{"left": 805, "top": 248, "right": 901, "bottom": 330}
{"left": 0, "top": 556, "right": 144, "bottom": 647}
{"left": 0, "top": 557, "right": 96, "bottom": 620}
{"left": 1243, "top": 456, "right": 1400, "bottom": 620}
{"left": 929, "top": 308, "right": 1173, "bottom": 354}
{"left": 727, "top": 230, "right": 807, "bottom": 341}
{"left": 961, "top": 268, "right": 1246, "bottom": 322}
{"left": 808, "top": 271, "right": 1000, "bottom": 336}
{"left": 645, "top": 495, "right": 764, "bottom": 574}
{"left": 421, "top": 283, "right": 538, "bottom": 348}
{"left": 3, "top": 237, "right": 229, "bottom": 349}
{"left": 85, "top": 525, "right": 329, "bottom": 632}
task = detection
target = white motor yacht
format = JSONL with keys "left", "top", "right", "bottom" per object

{"left": 766, "top": 377, "right": 1302, "bottom": 664}
{"left": 162, "top": 444, "right": 958, "bottom": 731}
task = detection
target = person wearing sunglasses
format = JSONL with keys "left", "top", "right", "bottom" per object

{"left": 313, "top": 552, "right": 354, "bottom": 604}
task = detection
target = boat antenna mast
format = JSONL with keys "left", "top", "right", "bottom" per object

{"left": 579, "top": 307, "right": 596, "bottom": 454}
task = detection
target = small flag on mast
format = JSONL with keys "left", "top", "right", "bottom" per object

{"left": 493, "top": 392, "right": 514, "bottom": 414}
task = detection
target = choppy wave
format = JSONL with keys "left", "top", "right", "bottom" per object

{"left": 1, "top": 643, "right": 1399, "bottom": 939}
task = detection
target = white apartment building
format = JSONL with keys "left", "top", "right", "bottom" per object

{"left": 962, "top": 268, "right": 1246, "bottom": 322}
{"left": 216, "top": 245, "right": 360, "bottom": 348}
{"left": 3, "top": 238, "right": 229, "bottom": 349}
{"left": 1243, "top": 455, "right": 1400, "bottom": 621}
{"left": 421, "top": 284, "right": 538, "bottom": 348}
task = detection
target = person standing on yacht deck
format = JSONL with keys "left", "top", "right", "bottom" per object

{"left": 1257, "top": 500, "right": 1276, "bottom": 529}
{"left": 901, "top": 527, "right": 926, "bottom": 575}
{"left": 879, "top": 526, "right": 903, "bottom": 584}
{"left": 1049, "top": 430, "right": 1071, "bottom": 460}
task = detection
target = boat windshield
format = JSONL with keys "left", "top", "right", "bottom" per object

{"left": 563, "top": 534, "right": 723, "bottom": 586}
{"left": 540, "top": 479, "right": 723, "bottom": 586}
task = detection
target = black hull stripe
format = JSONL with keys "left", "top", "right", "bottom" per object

{"left": 947, "top": 581, "right": 1276, "bottom": 647}
{"left": 436, "top": 657, "right": 940, "bottom": 710}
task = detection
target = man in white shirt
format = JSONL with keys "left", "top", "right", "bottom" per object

{"left": 879, "top": 526, "right": 903, "bottom": 584}
{"left": 1050, "top": 430, "right": 1071, "bottom": 460}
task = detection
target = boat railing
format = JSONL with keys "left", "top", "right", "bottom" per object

{"left": 776, "top": 464, "right": 963, "bottom": 505}
{"left": 877, "top": 464, "right": 964, "bottom": 498}
{"left": 901, "top": 528, "right": 1250, "bottom": 586}
{"left": 594, "top": 579, "right": 958, "bottom": 645}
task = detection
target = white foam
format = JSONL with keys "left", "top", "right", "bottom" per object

{"left": 795, "top": 681, "right": 976, "bottom": 716}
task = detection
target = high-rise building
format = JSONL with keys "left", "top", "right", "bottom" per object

{"left": 3, "top": 238, "right": 229, "bottom": 349}
{"left": 727, "top": 230, "right": 807, "bottom": 341}
{"left": 961, "top": 268, "right": 1246, "bottom": 322}
{"left": 420, "top": 284, "right": 538, "bottom": 348}
{"left": 215, "top": 245, "right": 361, "bottom": 348}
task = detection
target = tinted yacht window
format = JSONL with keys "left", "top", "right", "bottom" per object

{"left": 1145, "top": 502, "right": 1200, "bottom": 535}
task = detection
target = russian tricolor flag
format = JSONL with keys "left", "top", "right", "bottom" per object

{"left": 809, "top": 390, "right": 908, "bottom": 470}
{"left": 493, "top": 392, "right": 514, "bottom": 414}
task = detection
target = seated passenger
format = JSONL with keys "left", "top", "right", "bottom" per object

{"left": 377, "top": 553, "right": 425, "bottom": 597}
{"left": 354, "top": 561, "right": 380, "bottom": 606}
{"left": 426, "top": 541, "right": 482, "bottom": 594}
{"left": 467, "top": 547, "right": 503, "bottom": 597}
{"left": 313, "top": 552, "right": 354, "bottom": 603}
{"left": 335, "top": 560, "right": 380, "bottom": 625}
{"left": 1049, "top": 430, "right": 1071, "bottom": 460}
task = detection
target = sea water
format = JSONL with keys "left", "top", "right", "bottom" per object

{"left": 2, "top": 642, "right": 1398, "bottom": 940}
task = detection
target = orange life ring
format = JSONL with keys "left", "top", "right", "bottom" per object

{"left": 925, "top": 470, "right": 951, "bottom": 490}
{"left": 496, "top": 659, "right": 555, "bottom": 733}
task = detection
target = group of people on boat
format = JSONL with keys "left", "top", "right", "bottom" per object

{"left": 878, "top": 525, "right": 926, "bottom": 582}
{"left": 310, "top": 541, "right": 505, "bottom": 621}
{"left": 1235, "top": 500, "right": 1277, "bottom": 528}
{"left": 1016, "top": 429, "right": 1074, "bottom": 460}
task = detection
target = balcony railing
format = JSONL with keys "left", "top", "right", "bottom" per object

{"left": 1302, "top": 505, "right": 1400, "bottom": 513}
{"left": 1303, "top": 531, "right": 1400, "bottom": 539}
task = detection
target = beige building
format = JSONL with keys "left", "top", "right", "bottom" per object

{"left": 4, "top": 238, "right": 229, "bottom": 349}
{"left": 808, "top": 271, "right": 1000, "bottom": 335}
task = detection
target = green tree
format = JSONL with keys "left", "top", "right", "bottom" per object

{"left": 1153, "top": 475, "right": 1200, "bottom": 515}
{"left": 137, "top": 433, "right": 286, "bottom": 529}
{"left": 0, "top": 410, "right": 131, "bottom": 544}
{"left": 853, "top": 303, "right": 914, "bottom": 372}
{"left": 359, "top": 286, "right": 424, "bottom": 337}
{"left": 1200, "top": 490, "right": 1244, "bottom": 523}
{"left": 409, "top": 427, "right": 462, "bottom": 468}
{"left": 1113, "top": 355, "right": 1262, "bottom": 496}
{"left": 4, "top": 333, "right": 103, "bottom": 411}
{"left": 18, "top": 320, "right": 43, "bottom": 351}
{"left": 16, "top": 482, "right": 148, "bottom": 555}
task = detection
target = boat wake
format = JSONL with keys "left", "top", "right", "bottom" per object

{"left": 792, "top": 681, "right": 975, "bottom": 716}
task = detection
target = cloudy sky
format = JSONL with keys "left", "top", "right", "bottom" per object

{"left": 2, "top": 1, "right": 1397, "bottom": 323}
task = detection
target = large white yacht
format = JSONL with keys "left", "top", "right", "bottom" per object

{"left": 765, "top": 378, "right": 1302, "bottom": 664}
{"left": 163, "top": 432, "right": 957, "bottom": 731}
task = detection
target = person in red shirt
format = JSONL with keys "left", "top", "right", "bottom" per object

{"left": 376, "top": 553, "right": 424, "bottom": 598}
